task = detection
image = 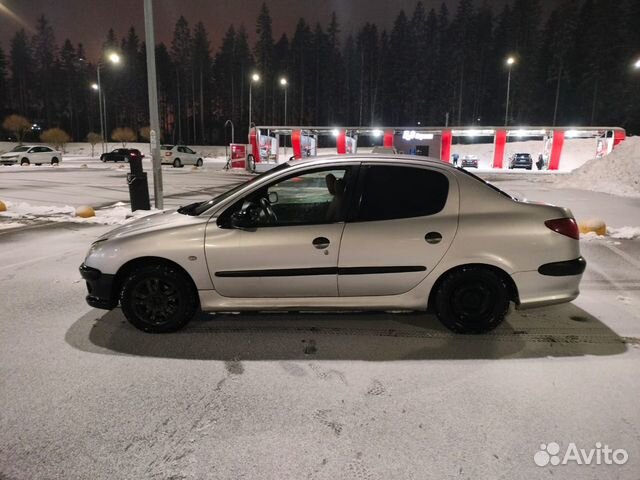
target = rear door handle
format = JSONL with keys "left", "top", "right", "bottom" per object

{"left": 425, "top": 232, "right": 442, "bottom": 244}
{"left": 312, "top": 237, "right": 331, "bottom": 249}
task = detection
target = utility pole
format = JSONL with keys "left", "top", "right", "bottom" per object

{"left": 143, "top": 0, "right": 163, "bottom": 209}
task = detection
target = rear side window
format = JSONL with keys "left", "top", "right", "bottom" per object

{"left": 356, "top": 165, "right": 449, "bottom": 221}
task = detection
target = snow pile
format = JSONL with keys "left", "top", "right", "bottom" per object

{"left": 580, "top": 226, "right": 640, "bottom": 241}
{"left": 608, "top": 226, "right": 640, "bottom": 239}
{"left": 0, "top": 201, "right": 159, "bottom": 226}
{"left": 0, "top": 221, "right": 26, "bottom": 230}
{"left": 558, "top": 136, "right": 640, "bottom": 197}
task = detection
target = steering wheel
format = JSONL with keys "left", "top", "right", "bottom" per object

{"left": 258, "top": 197, "right": 278, "bottom": 223}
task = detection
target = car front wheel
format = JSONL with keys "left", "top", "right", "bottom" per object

{"left": 21, "top": 158, "right": 30, "bottom": 166}
{"left": 173, "top": 158, "right": 182, "bottom": 168}
{"left": 196, "top": 158, "right": 203, "bottom": 167}
{"left": 51, "top": 157, "right": 59, "bottom": 165}
{"left": 434, "top": 267, "right": 510, "bottom": 334}
{"left": 120, "top": 263, "right": 199, "bottom": 333}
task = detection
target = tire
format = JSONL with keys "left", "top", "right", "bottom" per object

{"left": 101, "top": 156, "right": 107, "bottom": 162}
{"left": 196, "top": 158, "right": 203, "bottom": 167}
{"left": 21, "top": 158, "right": 30, "bottom": 166}
{"left": 434, "top": 267, "right": 510, "bottom": 334}
{"left": 173, "top": 158, "right": 182, "bottom": 168}
{"left": 51, "top": 157, "right": 59, "bottom": 165}
{"left": 120, "top": 263, "right": 199, "bottom": 333}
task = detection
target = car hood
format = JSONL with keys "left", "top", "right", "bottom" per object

{"left": 1, "top": 153, "right": 19, "bottom": 158}
{"left": 99, "top": 209, "right": 209, "bottom": 241}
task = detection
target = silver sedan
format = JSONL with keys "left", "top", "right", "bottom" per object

{"left": 80, "top": 155, "right": 585, "bottom": 334}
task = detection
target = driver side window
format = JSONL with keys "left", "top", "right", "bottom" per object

{"left": 227, "top": 167, "right": 352, "bottom": 228}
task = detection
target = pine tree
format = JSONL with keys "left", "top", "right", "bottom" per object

{"left": 9, "top": 30, "right": 32, "bottom": 117}
{"left": 32, "top": 15, "right": 57, "bottom": 126}
{"left": 171, "top": 16, "right": 192, "bottom": 143}
{"left": 192, "top": 22, "right": 212, "bottom": 143}
{"left": 254, "top": 3, "right": 274, "bottom": 124}
{"left": 0, "top": 44, "right": 8, "bottom": 114}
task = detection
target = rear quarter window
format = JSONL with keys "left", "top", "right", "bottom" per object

{"left": 357, "top": 165, "right": 449, "bottom": 221}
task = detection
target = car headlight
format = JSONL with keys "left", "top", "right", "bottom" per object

{"left": 86, "top": 238, "right": 109, "bottom": 259}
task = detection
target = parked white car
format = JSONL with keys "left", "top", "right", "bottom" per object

{"left": 81, "top": 155, "right": 585, "bottom": 334}
{"left": 0, "top": 145, "right": 62, "bottom": 166}
{"left": 160, "top": 145, "right": 203, "bottom": 168}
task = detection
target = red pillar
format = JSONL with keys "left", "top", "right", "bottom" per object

{"left": 383, "top": 130, "right": 394, "bottom": 148}
{"left": 441, "top": 130, "right": 452, "bottom": 163}
{"left": 493, "top": 129, "right": 507, "bottom": 169}
{"left": 548, "top": 130, "right": 565, "bottom": 171}
{"left": 249, "top": 127, "right": 260, "bottom": 163}
{"left": 613, "top": 130, "right": 626, "bottom": 149}
{"left": 336, "top": 130, "right": 347, "bottom": 154}
{"left": 291, "top": 130, "right": 302, "bottom": 159}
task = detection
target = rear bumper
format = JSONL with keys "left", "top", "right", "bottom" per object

{"left": 79, "top": 263, "right": 117, "bottom": 310}
{"left": 512, "top": 259, "right": 585, "bottom": 309}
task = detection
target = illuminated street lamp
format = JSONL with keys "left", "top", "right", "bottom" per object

{"left": 634, "top": 58, "right": 640, "bottom": 70}
{"left": 280, "top": 77, "right": 288, "bottom": 126}
{"left": 96, "top": 51, "right": 122, "bottom": 154}
{"left": 280, "top": 77, "right": 289, "bottom": 157}
{"left": 249, "top": 72, "right": 260, "bottom": 132}
{"left": 505, "top": 56, "right": 516, "bottom": 126}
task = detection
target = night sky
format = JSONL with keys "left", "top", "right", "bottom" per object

{"left": 0, "top": 0, "right": 554, "bottom": 60}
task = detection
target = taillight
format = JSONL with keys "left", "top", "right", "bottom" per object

{"left": 545, "top": 218, "right": 579, "bottom": 240}
{"left": 165, "top": 152, "right": 172, "bottom": 156}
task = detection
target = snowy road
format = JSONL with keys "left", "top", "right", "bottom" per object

{"left": 0, "top": 155, "right": 250, "bottom": 209}
{"left": 1, "top": 175, "right": 640, "bottom": 479}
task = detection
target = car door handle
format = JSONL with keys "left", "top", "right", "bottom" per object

{"left": 425, "top": 232, "right": 443, "bottom": 244}
{"left": 312, "top": 237, "right": 331, "bottom": 249}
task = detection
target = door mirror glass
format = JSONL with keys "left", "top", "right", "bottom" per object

{"left": 268, "top": 191, "right": 279, "bottom": 204}
{"left": 230, "top": 209, "right": 255, "bottom": 229}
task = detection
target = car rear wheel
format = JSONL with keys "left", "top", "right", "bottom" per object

{"left": 120, "top": 263, "right": 199, "bottom": 333}
{"left": 434, "top": 267, "right": 510, "bottom": 334}
{"left": 51, "top": 157, "right": 59, "bottom": 165}
{"left": 173, "top": 158, "right": 182, "bottom": 168}
{"left": 21, "top": 158, "right": 30, "bottom": 166}
{"left": 196, "top": 158, "right": 203, "bottom": 167}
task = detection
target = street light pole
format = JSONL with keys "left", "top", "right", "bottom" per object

{"left": 505, "top": 56, "right": 516, "bottom": 127}
{"left": 144, "top": 0, "right": 163, "bottom": 209}
{"left": 94, "top": 70, "right": 105, "bottom": 154}
{"left": 249, "top": 73, "right": 260, "bottom": 134}
{"left": 280, "top": 77, "right": 288, "bottom": 158}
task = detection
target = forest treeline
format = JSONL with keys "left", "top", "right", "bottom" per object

{"left": 0, "top": 0, "right": 638, "bottom": 145}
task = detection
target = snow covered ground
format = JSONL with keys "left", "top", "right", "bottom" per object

{"left": 1, "top": 142, "right": 639, "bottom": 479}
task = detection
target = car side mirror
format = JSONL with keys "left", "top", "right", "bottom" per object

{"left": 230, "top": 209, "right": 255, "bottom": 230}
{"left": 268, "top": 191, "right": 279, "bottom": 204}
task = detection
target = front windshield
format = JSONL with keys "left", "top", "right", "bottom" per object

{"left": 11, "top": 146, "right": 30, "bottom": 152}
{"left": 181, "top": 162, "right": 291, "bottom": 216}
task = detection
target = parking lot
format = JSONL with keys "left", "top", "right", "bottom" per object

{"left": 1, "top": 161, "right": 639, "bottom": 479}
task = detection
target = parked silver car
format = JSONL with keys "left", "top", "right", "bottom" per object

{"left": 80, "top": 155, "right": 585, "bottom": 334}
{"left": 0, "top": 145, "right": 62, "bottom": 166}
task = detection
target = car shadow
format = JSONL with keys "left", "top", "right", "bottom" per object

{"left": 64, "top": 302, "right": 629, "bottom": 361}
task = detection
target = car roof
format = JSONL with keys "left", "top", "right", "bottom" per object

{"left": 285, "top": 154, "right": 458, "bottom": 171}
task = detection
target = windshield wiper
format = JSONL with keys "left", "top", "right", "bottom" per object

{"left": 177, "top": 201, "right": 202, "bottom": 216}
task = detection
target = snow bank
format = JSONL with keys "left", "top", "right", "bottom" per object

{"left": 580, "top": 226, "right": 640, "bottom": 241}
{"left": 0, "top": 201, "right": 159, "bottom": 226}
{"left": 558, "top": 137, "right": 640, "bottom": 197}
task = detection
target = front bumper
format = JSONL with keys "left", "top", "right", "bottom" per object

{"left": 79, "top": 263, "right": 117, "bottom": 310}
{"left": 0, "top": 158, "right": 18, "bottom": 165}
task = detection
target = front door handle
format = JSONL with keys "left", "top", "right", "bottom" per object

{"left": 425, "top": 232, "right": 443, "bottom": 244}
{"left": 312, "top": 237, "right": 331, "bottom": 249}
